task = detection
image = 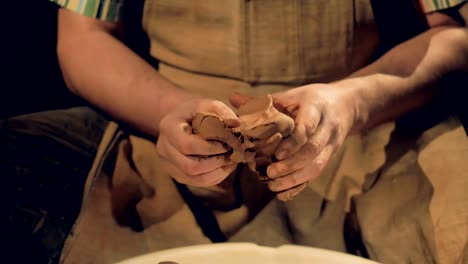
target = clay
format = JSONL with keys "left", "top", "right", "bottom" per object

{"left": 192, "top": 113, "right": 255, "bottom": 163}
{"left": 191, "top": 94, "right": 308, "bottom": 201}
{"left": 236, "top": 94, "right": 294, "bottom": 139}
{"left": 235, "top": 95, "right": 295, "bottom": 178}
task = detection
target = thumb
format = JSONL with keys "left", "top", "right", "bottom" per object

{"left": 204, "top": 100, "right": 240, "bottom": 128}
{"left": 229, "top": 93, "right": 252, "bottom": 109}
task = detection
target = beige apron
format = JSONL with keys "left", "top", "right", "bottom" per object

{"left": 60, "top": 1, "right": 468, "bottom": 263}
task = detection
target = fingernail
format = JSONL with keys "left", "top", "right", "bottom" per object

{"left": 266, "top": 166, "right": 277, "bottom": 178}
{"left": 276, "top": 150, "right": 287, "bottom": 160}
{"left": 290, "top": 185, "right": 305, "bottom": 198}
{"left": 269, "top": 180, "right": 281, "bottom": 191}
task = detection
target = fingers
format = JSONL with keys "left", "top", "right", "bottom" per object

{"left": 261, "top": 87, "right": 353, "bottom": 197}
{"left": 157, "top": 98, "right": 243, "bottom": 187}
{"left": 266, "top": 110, "right": 345, "bottom": 193}
{"left": 267, "top": 144, "right": 336, "bottom": 193}
{"left": 164, "top": 161, "right": 237, "bottom": 187}
{"left": 166, "top": 123, "right": 228, "bottom": 156}
{"left": 276, "top": 182, "right": 308, "bottom": 201}
{"left": 159, "top": 99, "right": 241, "bottom": 156}
{"left": 275, "top": 105, "right": 321, "bottom": 160}
{"left": 158, "top": 138, "right": 234, "bottom": 175}
{"left": 267, "top": 136, "right": 326, "bottom": 179}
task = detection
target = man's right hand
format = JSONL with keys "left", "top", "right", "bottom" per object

{"left": 156, "top": 98, "right": 240, "bottom": 187}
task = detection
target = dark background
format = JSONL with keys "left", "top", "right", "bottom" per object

{"left": 0, "top": 0, "right": 151, "bottom": 119}
{"left": 0, "top": 0, "right": 78, "bottom": 119}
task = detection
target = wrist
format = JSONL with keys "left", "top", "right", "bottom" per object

{"left": 333, "top": 74, "right": 405, "bottom": 134}
{"left": 331, "top": 78, "right": 370, "bottom": 134}
{"left": 342, "top": 74, "right": 413, "bottom": 134}
{"left": 154, "top": 89, "right": 200, "bottom": 134}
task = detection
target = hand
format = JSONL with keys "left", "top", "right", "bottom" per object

{"left": 156, "top": 98, "right": 240, "bottom": 187}
{"left": 237, "top": 84, "right": 359, "bottom": 199}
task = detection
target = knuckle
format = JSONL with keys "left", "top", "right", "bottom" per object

{"left": 288, "top": 174, "right": 299, "bottom": 187}
{"left": 156, "top": 143, "right": 165, "bottom": 157}
{"left": 199, "top": 173, "right": 220, "bottom": 186}
{"left": 302, "top": 114, "right": 318, "bottom": 134}
{"left": 178, "top": 140, "right": 193, "bottom": 154}
{"left": 328, "top": 118, "right": 339, "bottom": 128}
{"left": 319, "top": 99, "right": 331, "bottom": 110}
{"left": 172, "top": 176, "right": 183, "bottom": 184}
{"left": 173, "top": 175, "right": 189, "bottom": 185}
{"left": 305, "top": 122, "right": 317, "bottom": 137}
{"left": 334, "top": 125, "right": 345, "bottom": 140}
{"left": 211, "top": 100, "right": 225, "bottom": 108}
{"left": 181, "top": 161, "right": 198, "bottom": 175}
{"left": 309, "top": 141, "right": 322, "bottom": 154}
{"left": 159, "top": 117, "right": 169, "bottom": 130}
{"left": 313, "top": 158, "right": 326, "bottom": 170}
{"left": 294, "top": 131, "right": 308, "bottom": 146}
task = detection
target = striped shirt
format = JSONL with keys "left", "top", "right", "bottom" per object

{"left": 49, "top": 0, "right": 123, "bottom": 22}
{"left": 420, "top": 0, "right": 467, "bottom": 13}
{"left": 50, "top": 0, "right": 467, "bottom": 22}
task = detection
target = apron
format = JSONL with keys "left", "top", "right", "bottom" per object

{"left": 60, "top": 1, "right": 468, "bottom": 263}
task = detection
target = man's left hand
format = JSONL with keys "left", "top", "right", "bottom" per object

{"left": 265, "top": 83, "right": 361, "bottom": 199}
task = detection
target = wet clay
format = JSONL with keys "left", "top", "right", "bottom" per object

{"left": 192, "top": 95, "right": 307, "bottom": 200}
{"left": 192, "top": 113, "right": 255, "bottom": 163}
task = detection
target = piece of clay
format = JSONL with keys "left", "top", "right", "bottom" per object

{"left": 234, "top": 95, "right": 294, "bottom": 177}
{"left": 236, "top": 95, "right": 294, "bottom": 137}
{"left": 192, "top": 113, "right": 254, "bottom": 163}
{"left": 191, "top": 94, "right": 309, "bottom": 201}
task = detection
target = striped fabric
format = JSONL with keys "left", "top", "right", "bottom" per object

{"left": 50, "top": 0, "right": 468, "bottom": 22}
{"left": 49, "top": 0, "right": 123, "bottom": 22}
{"left": 420, "top": 0, "right": 467, "bottom": 13}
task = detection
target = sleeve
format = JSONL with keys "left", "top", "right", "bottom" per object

{"left": 420, "top": 0, "right": 467, "bottom": 13}
{"left": 49, "top": 0, "right": 123, "bottom": 22}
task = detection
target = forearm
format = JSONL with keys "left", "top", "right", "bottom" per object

{"left": 341, "top": 26, "right": 468, "bottom": 133}
{"left": 57, "top": 11, "right": 195, "bottom": 136}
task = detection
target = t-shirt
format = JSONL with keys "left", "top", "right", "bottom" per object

{"left": 50, "top": 0, "right": 467, "bottom": 22}
{"left": 49, "top": 0, "right": 124, "bottom": 22}
{"left": 421, "top": 0, "right": 467, "bottom": 13}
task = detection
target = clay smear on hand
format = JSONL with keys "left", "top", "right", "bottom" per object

{"left": 191, "top": 95, "right": 308, "bottom": 201}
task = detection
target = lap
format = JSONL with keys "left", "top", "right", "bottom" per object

{"left": 0, "top": 107, "right": 107, "bottom": 264}
{"left": 231, "top": 118, "right": 468, "bottom": 263}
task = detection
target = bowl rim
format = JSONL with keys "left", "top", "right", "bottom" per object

{"left": 116, "top": 242, "right": 381, "bottom": 264}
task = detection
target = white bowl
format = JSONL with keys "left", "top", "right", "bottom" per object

{"left": 116, "top": 243, "right": 381, "bottom": 264}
